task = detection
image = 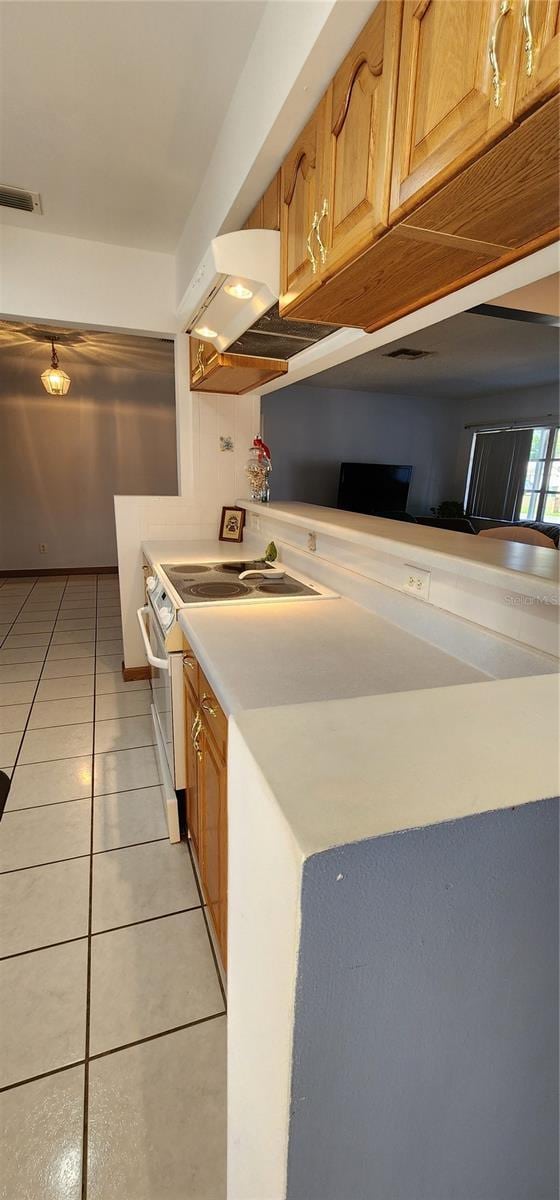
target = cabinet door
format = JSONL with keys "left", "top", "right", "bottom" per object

{"left": 390, "top": 0, "right": 521, "bottom": 220}
{"left": 319, "top": 1, "right": 402, "bottom": 280}
{"left": 184, "top": 676, "right": 201, "bottom": 858}
{"left": 199, "top": 724, "right": 227, "bottom": 968}
{"left": 279, "top": 97, "right": 327, "bottom": 314}
{"left": 514, "top": 0, "right": 560, "bottom": 116}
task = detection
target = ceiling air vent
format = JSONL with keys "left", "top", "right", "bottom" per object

{"left": 0, "top": 185, "right": 42, "bottom": 214}
{"left": 383, "top": 347, "right": 434, "bottom": 360}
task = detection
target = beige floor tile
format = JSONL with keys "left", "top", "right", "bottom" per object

{"left": 0, "top": 645, "right": 46, "bottom": 664}
{"left": 11, "top": 619, "right": 55, "bottom": 632}
{"left": 0, "top": 730, "right": 21, "bottom": 768}
{"left": 96, "top": 640, "right": 123, "bottom": 656}
{"left": 3, "top": 632, "right": 50, "bottom": 648}
{"left": 35, "top": 675, "right": 94, "bottom": 702}
{"left": 94, "top": 715, "right": 154, "bottom": 755}
{"left": 0, "top": 1066, "right": 84, "bottom": 1200}
{"left": 28, "top": 695, "right": 94, "bottom": 729}
{"left": 51, "top": 629, "right": 96, "bottom": 645}
{"left": 0, "top": 857, "right": 89, "bottom": 957}
{"left": 93, "top": 745, "right": 160, "bottom": 795}
{"left": 0, "top": 941, "right": 87, "bottom": 1086}
{"left": 43, "top": 657, "right": 95, "bottom": 678}
{"left": 90, "top": 911, "right": 223, "bottom": 1055}
{"left": 95, "top": 672, "right": 149, "bottom": 695}
{"left": 95, "top": 654, "right": 124, "bottom": 674}
{"left": 19, "top": 722, "right": 93, "bottom": 764}
{"left": 0, "top": 662, "right": 42, "bottom": 684}
{"left": 93, "top": 785, "right": 167, "bottom": 852}
{"left": 94, "top": 689, "right": 151, "bottom": 720}
{"left": 0, "top": 680, "right": 36, "bottom": 707}
{"left": 92, "top": 839, "right": 198, "bottom": 931}
{"left": 0, "top": 798, "right": 91, "bottom": 872}
{"left": 87, "top": 1019, "right": 225, "bottom": 1200}
{"left": 47, "top": 642, "right": 95, "bottom": 661}
{"left": 0, "top": 702, "right": 30, "bottom": 733}
{"left": 6, "top": 756, "right": 92, "bottom": 811}
{"left": 55, "top": 619, "right": 95, "bottom": 631}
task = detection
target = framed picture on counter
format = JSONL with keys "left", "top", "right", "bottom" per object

{"left": 219, "top": 506, "right": 245, "bottom": 543}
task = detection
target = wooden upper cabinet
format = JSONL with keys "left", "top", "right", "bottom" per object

{"left": 390, "top": 0, "right": 522, "bottom": 221}
{"left": 319, "top": 0, "right": 403, "bottom": 280}
{"left": 189, "top": 335, "right": 288, "bottom": 394}
{"left": 245, "top": 199, "right": 263, "bottom": 229}
{"left": 279, "top": 97, "right": 327, "bottom": 315}
{"left": 262, "top": 172, "right": 280, "bottom": 231}
{"left": 514, "top": 0, "right": 560, "bottom": 116}
{"left": 244, "top": 171, "right": 280, "bottom": 231}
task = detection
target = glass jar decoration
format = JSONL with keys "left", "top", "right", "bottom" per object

{"left": 245, "top": 435, "right": 272, "bottom": 503}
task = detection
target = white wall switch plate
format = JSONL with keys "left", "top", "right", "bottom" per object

{"left": 403, "top": 564, "right": 431, "bottom": 600}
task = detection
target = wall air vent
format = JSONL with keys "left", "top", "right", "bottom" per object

{"left": 383, "top": 347, "right": 434, "bottom": 360}
{"left": 0, "top": 185, "right": 42, "bottom": 214}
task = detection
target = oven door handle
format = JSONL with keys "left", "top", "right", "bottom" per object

{"left": 137, "top": 606, "right": 169, "bottom": 672}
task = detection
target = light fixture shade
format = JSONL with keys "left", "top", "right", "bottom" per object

{"left": 41, "top": 366, "right": 71, "bottom": 395}
{"left": 41, "top": 339, "right": 71, "bottom": 394}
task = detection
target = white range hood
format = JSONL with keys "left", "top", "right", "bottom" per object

{"left": 180, "top": 229, "right": 280, "bottom": 353}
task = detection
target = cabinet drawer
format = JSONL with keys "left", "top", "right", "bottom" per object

{"left": 198, "top": 666, "right": 228, "bottom": 758}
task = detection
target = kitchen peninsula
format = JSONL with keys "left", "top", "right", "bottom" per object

{"left": 142, "top": 501, "right": 559, "bottom": 1200}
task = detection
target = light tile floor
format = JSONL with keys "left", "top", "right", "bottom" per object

{"left": 0, "top": 574, "right": 226, "bottom": 1199}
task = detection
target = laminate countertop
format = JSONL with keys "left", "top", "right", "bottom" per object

{"left": 178, "top": 596, "right": 490, "bottom": 715}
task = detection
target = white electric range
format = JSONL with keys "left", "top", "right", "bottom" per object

{"left": 137, "top": 558, "right": 337, "bottom": 842}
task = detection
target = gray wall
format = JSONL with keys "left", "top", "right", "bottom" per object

{"left": 0, "top": 352, "right": 177, "bottom": 570}
{"left": 287, "top": 799, "right": 559, "bottom": 1200}
{"left": 262, "top": 385, "right": 463, "bottom": 514}
{"left": 262, "top": 383, "right": 559, "bottom": 516}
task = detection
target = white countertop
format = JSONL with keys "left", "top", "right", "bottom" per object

{"left": 142, "top": 538, "right": 263, "bottom": 570}
{"left": 144, "top": 535, "right": 559, "bottom": 856}
{"left": 178, "top": 597, "right": 490, "bottom": 715}
{"left": 240, "top": 500, "right": 560, "bottom": 597}
{"left": 231, "top": 674, "right": 560, "bottom": 856}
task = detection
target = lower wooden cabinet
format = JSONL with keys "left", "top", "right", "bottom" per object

{"left": 183, "top": 641, "right": 228, "bottom": 971}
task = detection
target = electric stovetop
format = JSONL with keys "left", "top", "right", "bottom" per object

{"left": 160, "top": 561, "right": 322, "bottom": 603}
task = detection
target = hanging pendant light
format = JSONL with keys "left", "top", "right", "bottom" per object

{"left": 41, "top": 338, "right": 71, "bottom": 395}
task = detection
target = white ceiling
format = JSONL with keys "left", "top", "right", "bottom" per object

{"left": 0, "top": 1, "right": 265, "bottom": 252}
{"left": 304, "top": 310, "right": 560, "bottom": 399}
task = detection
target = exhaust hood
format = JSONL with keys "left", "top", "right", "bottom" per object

{"left": 181, "top": 229, "right": 280, "bottom": 353}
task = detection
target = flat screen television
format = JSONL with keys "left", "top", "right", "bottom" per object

{"left": 337, "top": 462, "right": 413, "bottom": 517}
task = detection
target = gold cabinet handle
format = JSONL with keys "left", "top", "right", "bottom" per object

{"left": 307, "top": 212, "right": 319, "bottom": 274}
{"left": 182, "top": 653, "right": 196, "bottom": 671}
{"left": 521, "top": 0, "right": 534, "bottom": 76}
{"left": 315, "top": 198, "right": 328, "bottom": 265}
{"left": 489, "top": 0, "right": 511, "bottom": 107}
{"left": 191, "top": 710, "right": 202, "bottom": 760}
{"left": 192, "top": 342, "right": 205, "bottom": 383}
{"left": 201, "top": 694, "right": 217, "bottom": 718}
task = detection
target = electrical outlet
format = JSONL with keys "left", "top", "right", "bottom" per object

{"left": 39, "top": 543, "right": 47, "bottom": 554}
{"left": 403, "top": 565, "right": 431, "bottom": 600}
{"left": 307, "top": 531, "right": 317, "bottom": 552}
